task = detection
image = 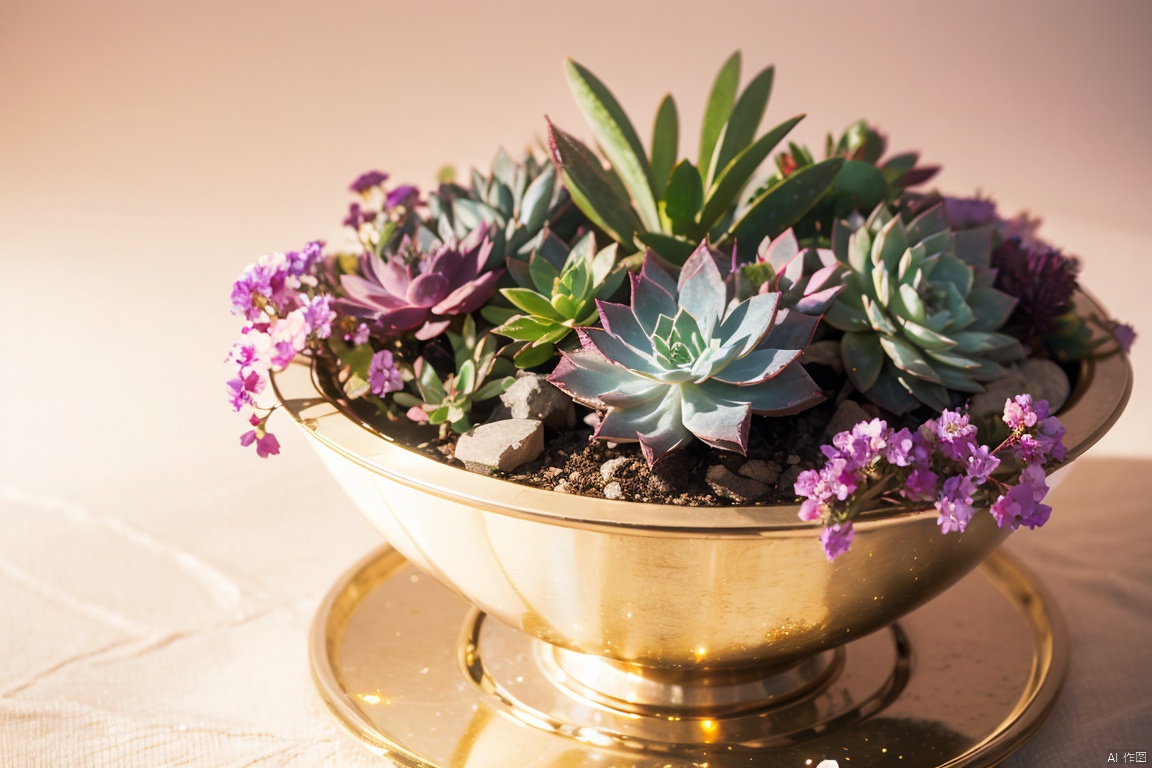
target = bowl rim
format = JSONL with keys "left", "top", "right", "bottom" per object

{"left": 271, "top": 289, "right": 1131, "bottom": 537}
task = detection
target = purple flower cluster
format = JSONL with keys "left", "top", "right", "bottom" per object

{"left": 227, "top": 241, "right": 335, "bottom": 457}
{"left": 795, "top": 395, "right": 1067, "bottom": 561}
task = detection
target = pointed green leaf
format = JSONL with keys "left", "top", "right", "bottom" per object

{"left": 966, "top": 288, "right": 1018, "bottom": 332}
{"left": 513, "top": 341, "right": 557, "bottom": 368}
{"left": 493, "top": 315, "right": 559, "bottom": 341}
{"left": 480, "top": 305, "right": 519, "bottom": 326}
{"left": 473, "top": 376, "right": 515, "bottom": 402}
{"left": 519, "top": 164, "right": 555, "bottom": 232}
{"left": 699, "top": 114, "right": 804, "bottom": 233}
{"left": 879, "top": 335, "right": 943, "bottom": 384}
{"left": 547, "top": 120, "right": 643, "bottom": 245}
{"left": 726, "top": 158, "right": 844, "bottom": 259}
{"left": 698, "top": 51, "right": 741, "bottom": 187}
{"left": 663, "top": 160, "right": 704, "bottom": 233}
{"left": 501, "top": 287, "right": 565, "bottom": 320}
{"left": 711, "top": 64, "right": 774, "bottom": 185}
{"left": 564, "top": 58, "right": 660, "bottom": 231}
{"left": 456, "top": 359, "right": 477, "bottom": 395}
{"left": 650, "top": 94, "right": 679, "bottom": 198}
{"left": 528, "top": 249, "right": 560, "bottom": 294}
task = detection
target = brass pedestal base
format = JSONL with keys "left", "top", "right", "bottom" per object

{"left": 311, "top": 546, "right": 1066, "bottom": 767}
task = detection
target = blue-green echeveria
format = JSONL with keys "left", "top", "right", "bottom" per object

{"left": 548, "top": 243, "right": 825, "bottom": 464}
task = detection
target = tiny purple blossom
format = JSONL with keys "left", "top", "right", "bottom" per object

{"left": 1113, "top": 322, "right": 1137, "bottom": 354}
{"left": 990, "top": 465, "right": 1052, "bottom": 530}
{"left": 903, "top": 467, "right": 939, "bottom": 502}
{"left": 240, "top": 428, "right": 281, "bottom": 458}
{"left": 884, "top": 428, "right": 916, "bottom": 467}
{"left": 1035, "top": 416, "right": 1067, "bottom": 462}
{"left": 832, "top": 418, "right": 889, "bottom": 469}
{"left": 933, "top": 410, "right": 978, "bottom": 461}
{"left": 821, "top": 522, "right": 855, "bottom": 561}
{"left": 935, "top": 475, "right": 978, "bottom": 534}
{"left": 302, "top": 295, "right": 336, "bottom": 339}
{"left": 227, "top": 370, "right": 263, "bottom": 411}
{"left": 368, "top": 350, "right": 403, "bottom": 396}
{"left": 964, "top": 443, "right": 1000, "bottom": 485}
{"left": 348, "top": 322, "right": 371, "bottom": 346}
{"left": 798, "top": 498, "right": 824, "bottom": 522}
{"left": 1003, "top": 394, "right": 1039, "bottom": 431}
{"left": 349, "top": 170, "right": 389, "bottom": 193}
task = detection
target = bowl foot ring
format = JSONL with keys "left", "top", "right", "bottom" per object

{"left": 311, "top": 546, "right": 1066, "bottom": 767}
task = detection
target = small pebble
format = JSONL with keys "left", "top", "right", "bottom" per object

{"left": 705, "top": 464, "right": 770, "bottom": 503}
{"left": 786, "top": 454, "right": 801, "bottom": 466}
{"left": 603, "top": 482, "right": 624, "bottom": 500}
{"left": 600, "top": 456, "right": 631, "bottom": 481}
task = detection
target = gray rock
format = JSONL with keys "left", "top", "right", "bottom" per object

{"left": 705, "top": 464, "right": 770, "bottom": 503}
{"left": 553, "top": 479, "right": 570, "bottom": 493}
{"left": 600, "top": 456, "right": 632, "bottom": 481}
{"left": 968, "top": 358, "right": 1072, "bottom": 424}
{"left": 603, "top": 482, "right": 624, "bottom": 500}
{"left": 500, "top": 373, "right": 576, "bottom": 430}
{"left": 455, "top": 419, "right": 544, "bottom": 473}
{"left": 822, "top": 400, "right": 872, "bottom": 440}
{"left": 778, "top": 465, "right": 804, "bottom": 495}
{"left": 739, "top": 459, "right": 781, "bottom": 486}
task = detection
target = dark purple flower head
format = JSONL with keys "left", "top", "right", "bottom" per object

{"left": 929, "top": 410, "right": 977, "bottom": 461}
{"left": 935, "top": 475, "right": 978, "bottom": 534}
{"left": 385, "top": 184, "right": 420, "bottom": 210}
{"left": 990, "top": 464, "right": 1051, "bottom": 530}
{"left": 993, "top": 238, "right": 1080, "bottom": 350}
{"left": 943, "top": 195, "right": 997, "bottom": 230}
{"left": 349, "top": 170, "right": 389, "bottom": 194}
{"left": 902, "top": 467, "right": 938, "bottom": 502}
{"left": 337, "top": 226, "right": 503, "bottom": 340}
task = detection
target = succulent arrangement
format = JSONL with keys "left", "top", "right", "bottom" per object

{"left": 228, "top": 52, "right": 1135, "bottom": 559}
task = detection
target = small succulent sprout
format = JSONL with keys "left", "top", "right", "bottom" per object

{"left": 483, "top": 231, "right": 626, "bottom": 368}
{"left": 825, "top": 204, "right": 1025, "bottom": 414}
{"left": 392, "top": 316, "right": 514, "bottom": 436}
{"left": 426, "top": 148, "right": 582, "bottom": 265}
{"left": 549, "top": 243, "right": 825, "bottom": 464}
{"left": 337, "top": 225, "right": 503, "bottom": 341}
{"left": 753, "top": 229, "right": 845, "bottom": 316}
{"left": 548, "top": 52, "right": 843, "bottom": 265}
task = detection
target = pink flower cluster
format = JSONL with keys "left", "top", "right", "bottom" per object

{"left": 795, "top": 394, "right": 1067, "bottom": 561}
{"left": 226, "top": 242, "right": 335, "bottom": 457}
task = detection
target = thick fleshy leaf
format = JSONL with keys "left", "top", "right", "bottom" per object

{"left": 700, "top": 365, "right": 822, "bottom": 415}
{"left": 710, "top": 64, "right": 774, "bottom": 184}
{"left": 954, "top": 228, "right": 993, "bottom": 268}
{"left": 596, "top": 301, "right": 649, "bottom": 350}
{"left": 698, "top": 52, "right": 741, "bottom": 191}
{"left": 528, "top": 250, "right": 560, "bottom": 294}
{"left": 760, "top": 309, "right": 819, "bottom": 351}
{"left": 339, "top": 274, "right": 407, "bottom": 309}
{"left": 433, "top": 269, "right": 503, "bottom": 315}
{"left": 906, "top": 204, "right": 949, "bottom": 244}
{"left": 864, "top": 366, "right": 920, "bottom": 415}
{"left": 590, "top": 243, "right": 619, "bottom": 287}
{"left": 841, "top": 331, "right": 883, "bottom": 392}
{"left": 519, "top": 163, "right": 555, "bottom": 233}
{"left": 700, "top": 114, "right": 804, "bottom": 234}
{"left": 823, "top": 299, "right": 870, "bottom": 332}
{"left": 406, "top": 272, "right": 449, "bottom": 307}
{"left": 547, "top": 119, "right": 643, "bottom": 244}
{"left": 831, "top": 160, "right": 890, "bottom": 218}
{"left": 896, "top": 372, "right": 952, "bottom": 413}
{"left": 501, "top": 287, "right": 564, "bottom": 321}
{"left": 513, "top": 341, "right": 557, "bottom": 369}
{"left": 677, "top": 245, "right": 727, "bottom": 337}
{"left": 873, "top": 216, "right": 907, "bottom": 273}
{"left": 595, "top": 386, "right": 690, "bottom": 451}
{"left": 630, "top": 270, "right": 679, "bottom": 335}
{"left": 726, "top": 158, "right": 844, "bottom": 258}
{"left": 716, "top": 292, "right": 779, "bottom": 356}
{"left": 564, "top": 58, "right": 660, "bottom": 231}
{"left": 966, "top": 287, "right": 1018, "bottom": 332}
{"left": 494, "top": 315, "right": 560, "bottom": 341}
{"left": 663, "top": 160, "right": 704, "bottom": 232}
{"left": 897, "top": 317, "right": 956, "bottom": 350}
{"left": 549, "top": 348, "right": 645, "bottom": 406}
{"left": 862, "top": 295, "right": 898, "bottom": 335}
{"left": 879, "top": 335, "right": 943, "bottom": 384}
{"left": 711, "top": 348, "right": 801, "bottom": 385}
{"left": 650, "top": 94, "right": 679, "bottom": 198}
{"left": 581, "top": 327, "right": 662, "bottom": 375}
{"left": 681, "top": 384, "right": 751, "bottom": 453}
{"left": 794, "top": 285, "right": 844, "bottom": 316}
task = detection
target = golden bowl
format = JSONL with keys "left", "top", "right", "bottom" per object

{"left": 272, "top": 291, "right": 1130, "bottom": 717}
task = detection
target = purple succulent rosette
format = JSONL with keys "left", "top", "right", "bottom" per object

{"left": 338, "top": 226, "right": 503, "bottom": 340}
{"left": 795, "top": 394, "right": 1067, "bottom": 561}
{"left": 549, "top": 243, "right": 827, "bottom": 464}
